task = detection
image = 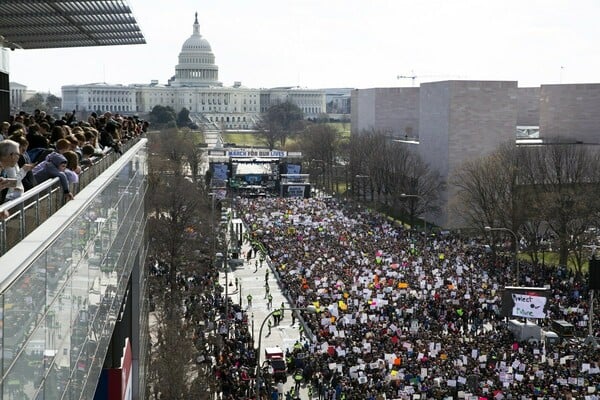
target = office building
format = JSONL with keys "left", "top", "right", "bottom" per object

{"left": 352, "top": 81, "right": 600, "bottom": 228}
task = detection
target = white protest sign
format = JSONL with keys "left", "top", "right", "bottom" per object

{"left": 511, "top": 293, "right": 547, "bottom": 319}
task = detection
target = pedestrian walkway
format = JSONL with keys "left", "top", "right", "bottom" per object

{"left": 220, "top": 216, "right": 310, "bottom": 399}
{"left": 204, "top": 130, "right": 223, "bottom": 149}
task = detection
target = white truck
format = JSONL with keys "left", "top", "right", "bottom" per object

{"left": 507, "top": 319, "right": 560, "bottom": 346}
{"left": 508, "top": 319, "right": 541, "bottom": 342}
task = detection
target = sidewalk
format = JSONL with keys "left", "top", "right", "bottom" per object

{"left": 220, "top": 217, "right": 309, "bottom": 399}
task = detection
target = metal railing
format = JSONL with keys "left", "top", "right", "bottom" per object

{"left": 0, "top": 139, "right": 139, "bottom": 256}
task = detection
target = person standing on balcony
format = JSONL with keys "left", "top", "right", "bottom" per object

{"left": 11, "top": 135, "right": 37, "bottom": 192}
{"left": 62, "top": 151, "right": 81, "bottom": 184}
{"left": 0, "top": 139, "right": 34, "bottom": 204}
{"left": 32, "top": 152, "right": 74, "bottom": 201}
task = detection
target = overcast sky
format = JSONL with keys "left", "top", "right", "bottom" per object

{"left": 8, "top": 0, "right": 600, "bottom": 95}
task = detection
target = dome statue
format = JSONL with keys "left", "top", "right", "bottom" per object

{"left": 171, "top": 12, "right": 221, "bottom": 87}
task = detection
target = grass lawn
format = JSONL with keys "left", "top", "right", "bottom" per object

{"left": 327, "top": 122, "right": 351, "bottom": 138}
{"left": 519, "top": 251, "right": 589, "bottom": 272}
{"left": 222, "top": 122, "right": 351, "bottom": 150}
{"left": 223, "top": 132, "right": 264, "bottom": 147}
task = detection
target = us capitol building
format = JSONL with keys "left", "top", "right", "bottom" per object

{"left": 61, "top": 13, "right": 326, "bottom": 130}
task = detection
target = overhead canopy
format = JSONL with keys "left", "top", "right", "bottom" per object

{"left": 0, "top": 0, "right": 145, "bottom": 50}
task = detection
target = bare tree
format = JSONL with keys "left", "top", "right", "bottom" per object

{"left": 348, "top": 130, "right": 443, "bottom": 223}
{"left": 397, "top": 153, "right": 444, "bottom": 227}
{"left": 453, "top": 142, "right": 523, "bottom": 233}
{"left": 301, "top": 124, "right": 342, "bottom": 192}
{"left": 519, "top": 139, "right": 600, "bottom": 269}
{"left": 252, "top": 118, "right": 276, "bottom": 150}
{"left": 146, "top": 130, "right": 216, "bottom": 398}
{"left": 348, "top": 131, "right": 381, "bottom": 200}
{"left": 454, "top": 138, "right": 600, "bottom": 273}
{"left": 150, "top": 293, "right": 195, "bottom": 399}
{"left": 257, "top": 101, "right": 304, "bottom": 149}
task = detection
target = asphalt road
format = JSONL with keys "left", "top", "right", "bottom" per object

{"left": 220, "top": 216, "right": 309, "bottom": 399}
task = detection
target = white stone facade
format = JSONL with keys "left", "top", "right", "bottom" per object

{"left": 60, "top": 13, "right": 325, "bottom": 129}
{"left": 261, "top": 87, "right": 327, "bottom": 119}
{"left": 61, "top": 83, "right": 136, "bottom": 114}
{"left": 9, "top": 81, "right": 27, "bottom": 112}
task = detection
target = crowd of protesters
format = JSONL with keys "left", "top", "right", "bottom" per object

{"left": 149, "top": 254, "right": 258, "bottom": 400}
{"left": 0, "top": 109, "right": 148, "bottom": 208}
{"left": 238, "top": 196, "right": 600, "bottom": 400}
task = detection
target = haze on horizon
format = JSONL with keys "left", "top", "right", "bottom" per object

{"left": 8, "top": 0, "right": 600, "bottom": 96}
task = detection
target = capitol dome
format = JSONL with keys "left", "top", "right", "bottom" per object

{"left": 181, "top": 29, "right": 212, "bottom": 51}
{"left": 171, "top": 13, "right": 221, "bottom": 87}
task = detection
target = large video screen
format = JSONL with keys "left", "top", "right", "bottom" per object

{"left": 212, "top": 163, "right": 229, "bottom": 181}
{"left": 286, "top": 164, "right": 301, "bottom": 174}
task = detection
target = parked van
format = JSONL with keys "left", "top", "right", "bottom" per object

{"left": 542, "top": 330, "right": 561, "bottom": 346}
{"left": 551, "top": 320, "right": 575, "bottom": 337}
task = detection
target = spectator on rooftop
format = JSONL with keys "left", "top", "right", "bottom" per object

{"left": 37, "top": 122, "right": 51, "bottom": 138}
{"left": 26, "top": 134, "right": 51, "bottom": 164}
{"left": 7, "top": 122, "right": 26, "bottom": 137}
{"left": 55, "top": 138, "right": 72, "bottom": 154}
{"left": 63, "top": 150, "right": 81, "bottom": 184}
{"left": 1, "top": 122, "right": 9, "bottom": 140}
{"left": 49, "top": 125, "right": 66, "bottom": 145}
{"left": 0, "top": 139, "right": 32, "bottom": 203}
{"left": 84, "top": 129, "right": 104, "bottom": 154}
{"left": 33, "top": 152, "right": 73, "bottom": 201}
{"left": 100, "top": 121, "right": 122, "bottom": 154}
{"left": 10, "top": 135, "right": 37, "bottom": 192}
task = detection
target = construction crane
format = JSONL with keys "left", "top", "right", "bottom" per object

{"left": 397, "top": 73, "right": 463, "bottom": 86}
{"left": 396, "top": 75, "right": 417, "bottom": 86}
{"left": 397, "top": 75, "right": 418, "bottom": 86}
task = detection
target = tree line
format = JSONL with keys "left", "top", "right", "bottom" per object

{"left": 146, "top": 128, "right": 218, "bottom": 399}
{"left": 270, "top": 106, "right": 600, "bottom": 275}
{"left": 147, "top": 102, "right": 600, "bottom": 276}
{"left": 454, "top": 139, "right": 600, "bottom": 274}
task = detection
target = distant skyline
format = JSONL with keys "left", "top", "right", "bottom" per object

{"left": 8, "top": 0, "right": 600, "bottom": 96}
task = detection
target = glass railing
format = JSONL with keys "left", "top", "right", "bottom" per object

{"left": 0, "top": 139, "right": 139, "bottom": 256}
{"left": 0, "top": 138, "right": 148, "bottom": 400}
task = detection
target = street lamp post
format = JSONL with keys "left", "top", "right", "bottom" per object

{"left": 485, "top": 226, "right": 520, "bottom": 285}
{"left": 400, "top": 193, "right": 426, "bottom": 234}
{"left": 583, "top": 245, "right": 599, "bottom": 348}
{"left": 254, "top": 306, "right": 316, "bottom": 399}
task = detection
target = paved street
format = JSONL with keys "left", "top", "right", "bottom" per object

{"left": 220, "top": 216, "right": 309, "bottom": 399}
